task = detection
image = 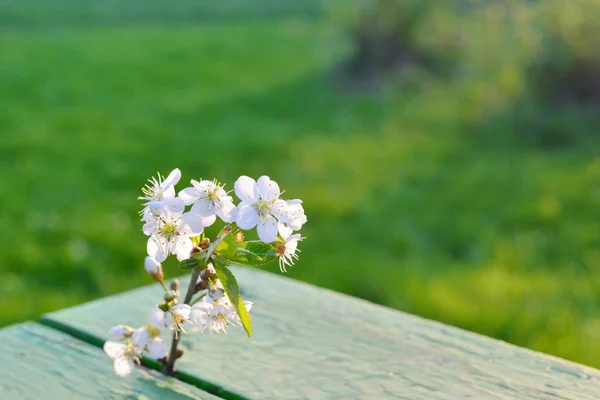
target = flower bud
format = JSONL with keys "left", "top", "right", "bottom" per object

{"left": 144, "top": 256, "right": 164, "bottom": 282}
{"left": 190, "top": 246, "right": 202, "bottom": 255}
{"left": 176, "top": 349, "right": 185, "bottom": 359}
{"left": 109, "top": 325, "right": 134, "bottom": 340}
{"left": 195, "top": 279, "right": 207, "bottom": 292}
{"left": 199, "top": 238, "right": 210, "bottom": 249}
{"left": 164, "top": 290, "right": 178, "bottom": 302}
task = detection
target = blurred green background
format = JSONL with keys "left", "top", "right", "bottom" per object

{"left": 1, "top": 0, "right": 600, "bottom": 367}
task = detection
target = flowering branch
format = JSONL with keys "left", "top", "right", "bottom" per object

{"left": 103, "top": 170, "right": 307, "bottom": 377}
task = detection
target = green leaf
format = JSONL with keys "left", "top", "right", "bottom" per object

{"left": 205, "top": 225, "right": 232, "bottom": 260}
{"left": 179, "top": 258, "right": 199, "bottom": 270}
{"left": 214, "top": 230, "right": 238, "bottom": 259}
{"left": 226, "top": 241, "right": 277, "bottom": 267}
{"left": 212, "top": 263, "right": 252, "bottom": 337}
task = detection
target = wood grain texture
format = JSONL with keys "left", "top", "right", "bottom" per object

{"left": 43, "top": 267, "right": 600, "bottom": 400}
{"left": 0, "top": 322, "right": 219, "bottom": 400}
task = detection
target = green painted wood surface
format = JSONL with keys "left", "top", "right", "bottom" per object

{"left": 0, "top": 322, "right": 219, "bottom": 400}
{"left": 42, "top": 267, "right": 600, "bottom": 399}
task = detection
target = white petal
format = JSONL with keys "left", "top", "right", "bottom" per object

{"left": 162, "top": 197, "right": 185, "bottom": 215}
{"left": 109, "top": 325, "right": 132, "bottom": 341}
{"left": 236, "top": 203, "right": 259, "bottom": 229}
{"left": 104, "top": 341, "right": 126, "bottom": 359}
{"left": 164, "top": 168, "right": 181, "bottom": 188}
{"left": 234, "top": 175, "right": 257, "bottom": 203}
{"left": 148, "top": 201, "right": 163, "bottom": 217}
{"left": 179, "top": 212, "right": 204, "bottom": 236}
{"left": 190, "top": 199, "right": 213, "bottom": 216}
{"left": 193, "top": 180, "right": 216, "bottom": 195}
{"left": 178, "top": 187, "right": 199, "bottom": 205}
{"left": 257, "top": 216, "right": 278, "bottom": 243}
{"left": 256, "top": 176, "right": 280, "bottom": 202}
{"left": 150, "top": 307, "right": 165, "bottom": 328}
{"left": 172, "top": 304, "right": 192, "bottom": 319}
{"left": 132, "top": 327, "right": 149, "bottom": 346}
{"left": 147, "top": 236, "right": 168, "bottom": 263}
{"left": 201, "top": 213, "right": 217, "bottom": 228}
{"left": 172, "top": 236, "right": 194, "bottom": 261}
{"left": 277, "top": 222, "right": 293, "bottom": 239}
{"left": 114, "top": 357, "right": 134, "bottom": 377}
{"left": 217, "top": 200, "right": 237, "bottom": 223}
{"left": 243, "top": 301, "right": 253, "bottom": 313}
{"left": 147, "top": 339, "right": 168, "bottom": 360}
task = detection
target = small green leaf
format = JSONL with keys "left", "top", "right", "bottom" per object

{"left": 214, "top": 231, "right": 238, "bottom": 259}
{"left": 225, "top": 241, "right": 277, "bottom": 267}
{"left": 179, "top": 258, "right": 199, "bottom": 270}
{"left": 212, "top": 263, "right": 252, "bottom": 337}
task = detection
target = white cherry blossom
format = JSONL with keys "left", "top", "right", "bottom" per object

{"left": 109, "top": 325, "right": 134, "bottom": 341}
{"left": 190, "top": 294, "right": 252, "bottom": 335}
{"left": 234, "top": 175, "right": 288, "bottom": 243}
{"left": 139, "top": 168, "right": 181, "bottom": 220}
{"left": 143, "top": 198, "right": 204, "bottom": 262}
{"left": 103, "top": 340, "right": 142, "bottom": 377}
{"left": 275, "top": 223, "right": 303, "bottom": 272}
{"left": 178, "top": 179, "right": 237, "bottom": 226}
{"left": 132, "top": 324, "right": 168, "bottom": 360}
{"left": 279, "top": 199, "right": 307, "bottom": 231}
{"left": 165, "top": 304, "right": 192, "bottom": 333}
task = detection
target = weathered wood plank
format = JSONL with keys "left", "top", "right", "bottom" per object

{"left": 43, "top": 267, "right": 600, "bottom": 399}
{"left": 0, "top": 322, "right": 219, "bottom": 400}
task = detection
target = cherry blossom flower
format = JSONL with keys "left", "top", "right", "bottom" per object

{"left": 109, "top": 325, "right": 134, "bottom": 341}
{"left": 132, "top": 324, "right": 168, "bottom": 360}
{"left": 165, "top": 304, "right": 192, "bottom": 333}
{"left": 279, "top": 199, "right": 307, "bottom": 231}
{"left": 103, "top": 340, "right": 142, "bottom": 377}
{"left": 190, "top": 294, "right": 252, "bottom": 335}
{"left": 178, "top": 179, "right": 237, "bottom": 226}
{"left": 234, "top": 175, "right": 288, "bottom": 243}
{"left": 143, "top": 198, "right": 204, "bottom": 262}
{"left": 275, "top": 223, "right": 303, "bottom": 272}
{"left": 139, "top": 169, "right": 181, "bottom": 220}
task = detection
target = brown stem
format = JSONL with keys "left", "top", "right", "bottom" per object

{"left": 163, "top": 266, "right": 201, "bottom": 376}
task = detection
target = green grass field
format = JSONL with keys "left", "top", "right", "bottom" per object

{"left": 1, "top": 1, "right": 600, "bottom": 368}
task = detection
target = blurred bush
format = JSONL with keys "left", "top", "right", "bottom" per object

{"left": 327, "top": 0, "right": 460, "bottom": 85}
{"left": 334, "top": 0, "right": 600, "bottom": 146}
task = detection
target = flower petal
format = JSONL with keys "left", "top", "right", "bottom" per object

{"left": 236, "top": 203, "right": 259, "bottom": 229}
{"left": 172, "top": 236, "right": 194, "bottom": 261}
{"left": 103, "top": 341, "right": 126, "bottom": 359}
{"left": 179, "top": 212, "right": 204, "bottom": 236}
{"left": 178, "top": 187, "right": 198, "bottom": 205}
{"left": 147, "top": 236, "right": 168, "bottom": 263}
{"left": 234, "top": 175, "right": 256, "bottom": 203}
{"left": 201, "top": 213, "right": 217, "bottom": 228}
{"left": 277, "top": 222, "right": 293, "bottom": 239}
{"left": 191, "top": 199, "right": 213, "bottom": 217}
{"left": 131, "top": 327, "right": 149, "bottom": 346}
{"left": 256, "top": 176, "right": 280, "bottom": 202}
{"left": 147, "top": 339, "right": 168, "bottom": 360}
{"left": 114, "top": 357, "right": 134, "bottom": 377}
{"left": 217, "top": 200, "right": 238, "bottom": 223}
{"left": 257, "top": 216, "right": 278, "bottom": 243}
{"left": 162, "top": 197, "right": 185, "bottom": 215}
{"left": 164, "top": 168, "right": 181, "bottom": 187}
{"left": 150, "top": 307, "right": 165, "bottom": 328}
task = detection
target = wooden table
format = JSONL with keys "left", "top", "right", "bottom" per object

{"left": 2, "top": 267, "right": 599, "bottom": 399}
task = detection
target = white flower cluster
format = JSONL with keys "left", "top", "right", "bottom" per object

{"left": 139, "top": 169, "right": 306, "bottom": 267}
{"left": 104, "top": 169, "right": 307, "bottom": 377}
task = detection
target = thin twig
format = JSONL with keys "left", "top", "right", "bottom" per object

{"left": 163, "top": 266, "right": 201, "bottom": 375}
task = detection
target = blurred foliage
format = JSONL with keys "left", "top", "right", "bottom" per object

{"left": 1, "top": 0, "right": 600, "bottom": 369}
